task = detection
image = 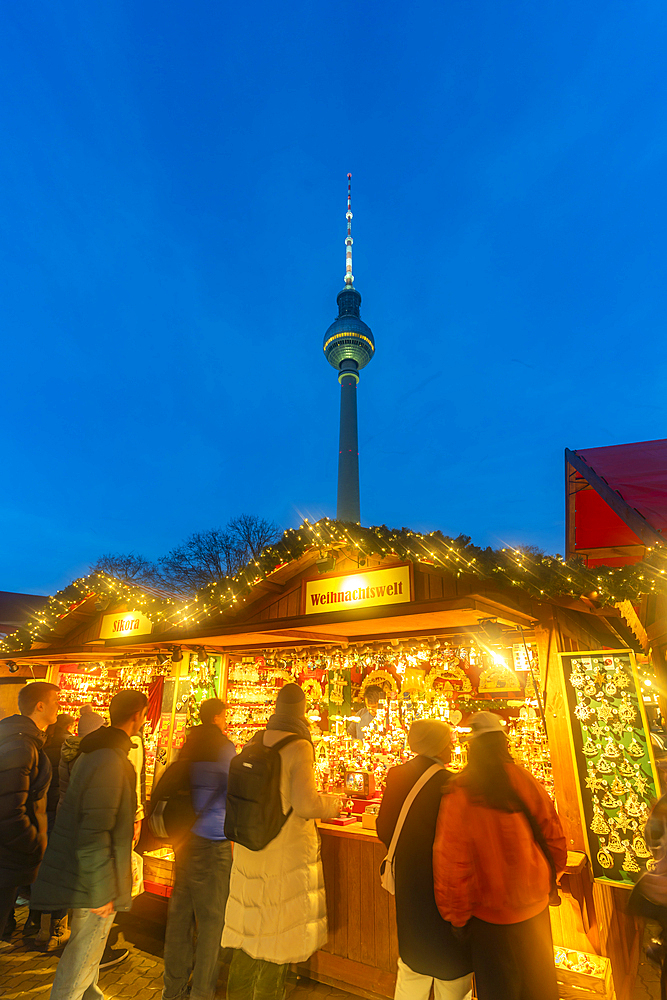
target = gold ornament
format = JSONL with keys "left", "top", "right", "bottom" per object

{"left": 635, "top": 771, "right": 649, "bottom": 797}
{"left": 611, "top": 777, "right": 626, "bottom": 797}
{"left": 596, "top": 701, "right": 613, "bottom": 724}
{"left": 603, "top": 738, "right": 620, "bottom": 759}
{"left": 590, "top": 808, "right": 610, "bottom": 835}
{"left": 625, "top": 792, "right": 644, "bottom": 818}
{"left": 607, "top": 831, "right": 624, "bottom": 853}
{"left": 615, "top": 809, "right": 632, "bottom": 834}
{"left": 574, "top": 703, "right": 592, "bottom": 723}
{"left": 583, "top": 680, "right": 597, "bottom": 697}
{"left": 570, "top": 671, "right": 585, "bottom": 689}
{"left": 585, "top": 770, "right": 607, "bottom": 793}
{"left": 628, "top": 738, "right": 643, "bottom": 758}
{"left": 632, "top": 835, "right": 652, "bottom": 859}
{"left": 617, "top": 760, "right": 634, "bottom": 777}
{"left": 618, "top": 698, "right": 636, "bottom": 725}
{"left": 647, "top": 858, "right": 658, "bottom": 873}
{"left": 601, "top": 791, "right": 617, "bottom": 809}
{"left": 597, "top": 847, "right": 613, "bottom": 869}
{"left": 615, "top": 670, "right": 630, "bottom": 690}
{"left": 605, "top": 680, "right": 617, "bottom": 697}
{"left": 582, "top": 739, "right": 599, "bottom": 757}
{"left": 622, "top": 849, "right": 641, "bottom": 874}
{"left": 597, "top": 757, "right": 613, "bottom": 773}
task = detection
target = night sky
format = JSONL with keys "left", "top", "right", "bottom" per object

{"left": 3, "top": 1, "right": 667, "bottom": 595}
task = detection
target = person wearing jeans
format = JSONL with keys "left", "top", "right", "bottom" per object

{"left": 31, "top": 690, "right": 148, "bottom": 1000}
{"left": 162, "top": 698, "right": 236, "bottom": 1000}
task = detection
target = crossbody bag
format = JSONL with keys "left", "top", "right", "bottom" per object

{"left": 380, "top": 763, "right": 443, "bottom": 894}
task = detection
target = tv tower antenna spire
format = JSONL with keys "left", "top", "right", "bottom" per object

{"left": 345, "top": 173, "right": 354, "bottom": 286}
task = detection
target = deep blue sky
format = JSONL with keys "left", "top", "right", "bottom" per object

{"left": 3, "top": 1, "right": 667, "bottom": 594}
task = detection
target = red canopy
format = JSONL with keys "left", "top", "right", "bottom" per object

{"left": 577, "top": 438, "right": 667, "bottom": 535}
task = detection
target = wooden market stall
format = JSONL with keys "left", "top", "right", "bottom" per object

{"left": 1, "top": 520, "right": 663, "bottom": 1000}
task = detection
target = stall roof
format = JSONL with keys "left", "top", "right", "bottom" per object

{"left": 0, "top": 591, "right": 49, "bottom": 636}
{"left": 566, "top": 439, "right": 667, "bottom": 565}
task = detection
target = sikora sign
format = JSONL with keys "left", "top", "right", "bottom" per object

{"left": 304, "top": 565, "right": 411, "bottom": 615}
{"left": 100, "top": 611, "right": 153, "bottom": 640}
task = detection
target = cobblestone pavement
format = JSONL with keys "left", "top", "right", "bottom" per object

{"left": 2, "top": 901, "right": 665, "bottom": 1000}
{"left": 0, "top": 902, "right": 360, "bottom": 1000}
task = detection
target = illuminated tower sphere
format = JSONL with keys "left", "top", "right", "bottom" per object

{"left": 323, "top": 174, "right": 375, "bottom": 523}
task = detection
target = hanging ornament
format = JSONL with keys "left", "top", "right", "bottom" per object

{"left": 583, "top": 680, "right": 597, "bottom": 697}
{"left": 617, "top": 760, "right": 634, "bottom": 777}
{"left": 603, "top": 738, "right": 620, "bottom": 760}
{"left": 618, "top": 697, "right": 636, "bottom": 726}
{"left": 615, "top": 809, "right": 632, "bottom": 834}
{"left": 575, "top": 703, "right": 592, "bottom": 723}
{"left": 570, "top": 671, "right": 585, "bottom": 689}
{"left": 604, "top": 680, "right": 617, "bottom": 697}
{"left": 597, "top": 847, "right": 614, "bottom": 869}
{"left": 628, "top": 738, "right": 643, "bottom": 759}
{"left": 635, "top": 771, "right": 649, "bottom": 797}
{"left": 585, "top": 770, "right": 607, "bottom": 793}
{"left": 597, "top": 757, "right": 613, "bottom": 773}
{"left": 601, "top": 791, "right": 617, "bottom": 809}
{"left": 582, "top": 739, "right": 599, "bottom": 757}
{"left": 590, "top": 808, "right": 610, "bottom": 835}
{"left": 622, "top": 849, "right": 641, "bottom": 874}
{"left": 632, "top": 834, "right": 652, "bottom": 859}
{"left": 596, "top": 701, "right": 613, "bottom": 724}
{"left": 611, "top": 777, "right": 626, "bottom": 797}
{"left": 615, "top": 670, "right": 630, "bottom": 690}
{"left": 607, "top": 831, "right": 624, "bottom": 853}
{"left": 625, "top": 792, "right": 644, "bottom": 818}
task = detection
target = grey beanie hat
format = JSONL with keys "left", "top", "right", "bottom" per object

{"left": 408, "top": 719, "right": 452, "bottom": 758}
{"left": 78, "top": 711, "right": 106, "bottom": 737}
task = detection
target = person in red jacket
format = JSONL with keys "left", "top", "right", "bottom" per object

{"left": 433, "top": 712, "right": 567, "bottom": 1000}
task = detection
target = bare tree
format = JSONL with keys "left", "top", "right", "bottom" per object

{"left": 90, "top": 553, "right": 162, "bottom": 587}
{"left": 228, "top": 513, "right": 281, "bottom": 561}
{"left": 93, "top": 515, "right": 282, "bottom": 596}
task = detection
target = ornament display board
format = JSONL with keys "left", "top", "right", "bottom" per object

{"left": 559, "top": 649, "right": 659, "bottom": 888}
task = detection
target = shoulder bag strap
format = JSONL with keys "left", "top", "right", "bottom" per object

{"left": 386, "top": 763, "right": 443, "bottom": 865}
{"left": 514, "top": 795, "right": 560, "bottom": 903}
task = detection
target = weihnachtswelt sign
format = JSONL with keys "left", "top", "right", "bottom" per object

{"left": 304, "top": 565, "right": 411, "bottom": 615}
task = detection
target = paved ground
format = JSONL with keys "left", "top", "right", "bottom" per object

{"left": 1, "top": 897, "right": 664, "bottom": 1000}
{"left": 0, "top": 899, "right": 360, "bottom": 1000}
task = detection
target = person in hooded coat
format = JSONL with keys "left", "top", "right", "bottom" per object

{"left": 377, "top": 720, "right": 472, "bottom": 1000}
{"left": 223, "top": 684, "right": 340, "bottom": 1000}
{"left": 31, "top": 689, "right": 147, "bottom": 1000}
{"left": 0, "top": 682, "right": 59, "bottom": 943}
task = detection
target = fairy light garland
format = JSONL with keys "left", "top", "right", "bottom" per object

{"left": 3, "top": 519, "right": 667, "bottom": 655}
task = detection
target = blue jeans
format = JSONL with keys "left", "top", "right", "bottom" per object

{"left": 49, "top": 908, "right": 115, "bottom": 1000}
{"left": 163, "top": 835, "right": 233, "bottom": 1000}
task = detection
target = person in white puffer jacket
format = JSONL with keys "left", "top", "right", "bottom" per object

{"left": 223, "top": 684, "right": 340, "bottom": 1000}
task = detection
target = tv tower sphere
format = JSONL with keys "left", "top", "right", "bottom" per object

{"left": 323, "top": 174, "right": 375, "bottom": 524}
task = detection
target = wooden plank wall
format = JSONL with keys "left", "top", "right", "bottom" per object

{"left": 301, "top": 832, "right": 399, "bottom": 998}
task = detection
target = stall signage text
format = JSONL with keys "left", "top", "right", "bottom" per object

{"left": 100, "top": 611, "right": 153, "bottom": 640}
{"left": 304, "top": 565, "right": 411, "bottom": 615}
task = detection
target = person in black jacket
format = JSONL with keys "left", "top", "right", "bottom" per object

{"left": 376, "top": 720, "right": 472, "bottom": 1000}
{"left": 0, "top": 681, "right": 60, "bottom": 943}
{"left": 32, "top": 689, "right": 147, "bottom": 1000}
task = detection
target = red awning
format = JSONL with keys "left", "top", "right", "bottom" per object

{"left": 577, "top": 438, "right": 667, "bottom": 535}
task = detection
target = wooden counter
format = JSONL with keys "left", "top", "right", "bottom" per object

{"left": 299, "top": 821, "right": 399, "bottom": 999}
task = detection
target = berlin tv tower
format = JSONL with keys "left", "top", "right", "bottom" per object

{"left": 323, "top": 175, "right": 375, "bottom": 523}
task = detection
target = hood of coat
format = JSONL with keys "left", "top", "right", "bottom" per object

{"left": 180, "top": 722, "right": 228, "bottom": 762}
{"left": 0, "top": 714, "right": 46, "bottom": 751}
{"left": 60, "top": 733, "right": 81, "bottom": 762}
{"left": 78, "top": 725, "right": 132, "bottom": 756}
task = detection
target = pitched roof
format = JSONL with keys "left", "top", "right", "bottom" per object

{"left": 0, "top": 591, "right": 49, "bottom": 634}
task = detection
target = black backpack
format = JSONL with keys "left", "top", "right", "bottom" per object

{"left": 147, "top": 758, "right": 227, "bottom": 847}
{"left": 224, "top": 732, "right": 302, "bottom": 851}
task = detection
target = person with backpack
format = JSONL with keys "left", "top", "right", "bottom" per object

{"left": 162, "top": 698, "right": 236, "bottom": 1000}
{"left": 376, "top": 720, "right": 472, "bottom": 1000}
{"left": 222, "top": 683, "right": 341, "bottom": 1000}
{"left": 433, "top": 712, "right": 567, "bottom": 1000}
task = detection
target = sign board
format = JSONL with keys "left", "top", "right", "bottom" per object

{"left": 304, "top": 565, "right": 411, "bottom": 616}
{"left": 559, "top": 649, "right": 660, "bottom": 888}
{"left": 100, "top": 610, "right": 153, "bottom": 640}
